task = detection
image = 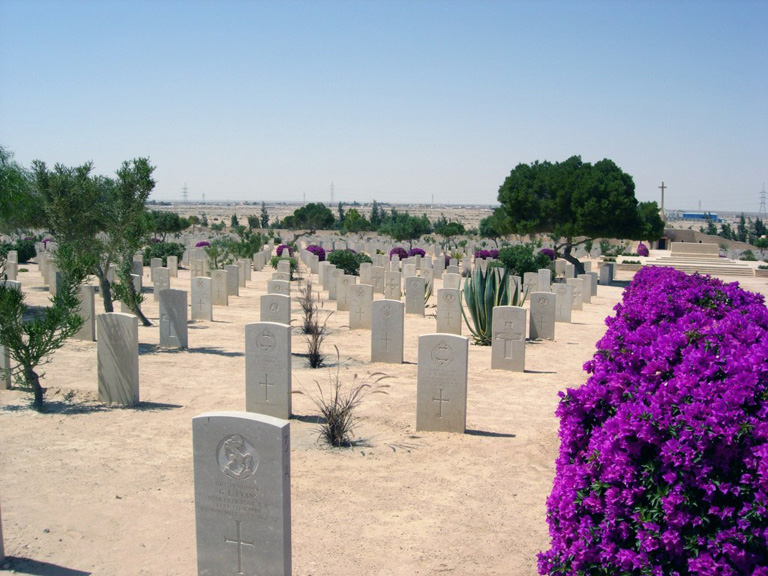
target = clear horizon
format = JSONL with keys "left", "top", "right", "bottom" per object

{"left": 2, "top": 1, "right": 766, "bottom": 213}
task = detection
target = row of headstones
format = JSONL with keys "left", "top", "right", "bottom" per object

{"left": 191, "top": 330, "right": 482, "bottom": 575}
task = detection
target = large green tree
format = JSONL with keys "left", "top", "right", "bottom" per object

{"left": 0, "top": 146, "right": 45, "bottom": 233}
{"left": 286, "top": 202, "right": 335, "bottom": 233}
{"left": 497, "top": 156, "right": 664, "bottom": 273}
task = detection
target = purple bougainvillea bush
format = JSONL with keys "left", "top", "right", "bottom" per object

{"left": 195, "top": 240, "right": 210, "bottom": 248}
{"left": 306, "top": 245, "right": 326, "bottom": 261}
{"left": 409, "top": 247, "right": 426, "bottom": 258}
{"left": 475, "top": 249, "right": 499, "bottom": 260}
{"left": 390, "top": 247, "right": 408, "bottom": 260}
{"left": 540, "top": 267, "right": 768, "bottom": 576}
{"left": 276, "top": 244, "right": 293, "bottom": 257}
{"left": 637, "top": 242, "right": 650, "bottom": 257}
{"left": 540, "top": 248, "right": 556, "bottom": 261}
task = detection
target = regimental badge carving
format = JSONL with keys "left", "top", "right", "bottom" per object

{"left": 537, "top": 297, "right": 548, "bottom": 307}
{"left": 381, "top": 304, "right": 392, "bottom": 318}
{"left": 269, "top": 302, "right": 279, "bottom": 312}
{"left": 431, "top": 340, "right": 454, "bottom": 367}
{"left": 256, "top": 329, "right": 276, "bottom": 352}
{"left": 196, "top": 279, "right": 204, "bottom": 289}
{"left": 356, "top": 287, "right": 365, "bottom": 298}
{"left": 444, "top": 292, "right": 455, "bottom": 303}
{"left": 217, "top": 434, "right": 258, "bottom": 480}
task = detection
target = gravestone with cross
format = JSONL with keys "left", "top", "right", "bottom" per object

{"left": 224, "top": 265, "right": 240, "bottom": 297}
{"left": 193, "top": 411, "right": 291, "bottom": 576}
{"left": 552, "top": 283, "right": 573, "bottom": 323}
{"left": 153, "top": 267, "right": 171, "bottom": 302}
{"left": 191, "top": 277, "right": 213, "bottom": 321}
{"left": 371, "top": 300, "right": 404, "bottom": 364}
{"left": 150, "top": 258, "right": 163, "bottom": 281}
{"left": 405, "top": 277, "right": 426, "bottom": 316}
{"left": 349, "top": 284, "right": 373, "bottom": 330}
{"left": 436, "top": 289, "right": 461, "bottom": 335}
{"left": 237, "top": 259, "right": 248, "bottom": 287}
{"left": 211, "top": 270, "right": 229, "bottom": 306}
{"left": 538, "top": 268, "right": 551, "bottom": 291}
{"left": 260, "top": 294, "right": 291, "bottom": 325}
{"left": 384, "top": 271, "right": 401, "bottom": 300}
{"left": 327, "top": 268, "right": 342, "bottom": 301}
{"left": 433, "top": 255, "right": 444, "bottom": 279}
{"left": 554, "top": 259, "right": 566, "bottom": 277}
{"left": 566, "top": 278, "right": 584, "bottom": 310}
{"left": 416, "top": 334, "right": 469, "bottom": 433}
{"left": 336, "top": 274, "right": 356, "bottom": 312}
{"left": 0, "top": 344, "right": 11, "bottom": 390}
{"left": 491, "top": 306, "right": 526, "bottom": 371}
{"left": 564, "top": 263, "right": 575, "bottom": 279}
{"left": 245, "top": 322, "right": 291, "bottom": 420}
{"left": 371, "top": 266, "right": 386, "bottom": 294}
{"left": 585, "top": 271, "right": 599, "bottom": 296}
{"left": 191, "top": 259, "right": 205, "bottom": 279}
{"left": 523, "top": 272, "right": 539, "bottom": 295}
{"left": 97, "top": 312, "right": 139, "bottom": 406}
{"left": 159, "top": 289, "right": 188, "bottom": 349}
{"left": 319, "top": 262, "right": 333, "bottom": 290}
{"left": 276, "top": 260, "right": 291, "bottom": 275}
{"left": 529, "top": 292, "right": 556, "bottom": 340}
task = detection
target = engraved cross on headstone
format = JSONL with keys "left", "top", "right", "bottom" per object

{"left": 260, "top": 373, "right": 274, "bottom": 401}
{"left": 224, "top": 519, "right": 255, "bottom": 575}
{"left": 495, "top": 321, "right": 522, "bottom": 359}
{"left": 382, "top": 332, "right": 391, "bottom": 352}
{"left": 433, "top": 388, "right": 449, "bottom": 418}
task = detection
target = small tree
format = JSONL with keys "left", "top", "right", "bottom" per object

{"left": 260, "top": 201, "right": 269, "bottom": 228}
{"left": 0, "top": 245, "right": 86, "bottom": 411}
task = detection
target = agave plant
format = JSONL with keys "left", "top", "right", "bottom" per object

{"left": 461, "top": 265, "right": 514, "bottom": 345}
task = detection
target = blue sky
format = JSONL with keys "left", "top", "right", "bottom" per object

{"left": 2, "top": 0, "right": 766, "bottom": 212}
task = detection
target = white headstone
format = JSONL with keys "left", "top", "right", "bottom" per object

{"left": 384, "top": 271, "right": 401, "bottom": 300}
{"left": 245, "top": 322, "right": 292, "bottom": 420}
{"left": 529, "top": 292, "right": 556, "bottom": 340}
{"left": 566, "top": 278, "right": 585, "bottom": 310}
{"left": 191, "top": 277, "right": 213, "bottom": 321}
{"left": 267, "top": 280, "right": 291, "bottom": 296}
{"left": 336, "top": 274, "right": 355, "bottom": 312}
{"left": 211, "top": 270, "right": 229, "bottom": 306}
{"left": 349, "top": 284, "right": 373, "bottom": 330}
{"left": 443, "top": 273, "right": 461, "bottom": 291}
{"left": 97, "top": 312, "right": 139, "bottom": 406}
{"left": 371, "top": 300, "right": 404, "bottom": 364}
{"left": 491, "top": 306, "right": 526, "bottom": 371}
{"left": 416, "top": 334, "right": 469, "bottom": 433}
{"left": 225, "top": 265, "right": 240, "bottom": 297}
{"left": 193, "top": 411, "right": 291, "bottom": 576}
{"left": 436, "top": 289, "right": 462, "bottom": 335}
{"left": 153, "top": 267, "right": 171, "bottom": 301}
{"left": 552, "top": 283, "right": 573, "bottom": 323}
{"left": 577, "top": 274, "right": 593, "bottom": 304}
{"left": 167, "top": 255, "right": 178, "bottom": 278}
{"left": 260, "top": 294, "right": 291, "bottom": 325}
{"left": 405, "top": 276, "right": 426, "bottom": 316}
{"left": 538, "top": 268, "right": 551, "bottom": 291}
{"left": 73, "top": 284, "right": 96, "bottom": 341}
{"left": 159, "top": 289, "right": 188, "bottom": 349}
{"left": 0, "top": 344, "right": 11, "bottom": 390}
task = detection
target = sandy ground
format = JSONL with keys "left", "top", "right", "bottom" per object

{"left": 1, "top": 261, "right": 766, "bottom": 576}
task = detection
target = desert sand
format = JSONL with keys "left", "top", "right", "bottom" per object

{"left": 1, "top": 261, "right": 766, "bottom": 576}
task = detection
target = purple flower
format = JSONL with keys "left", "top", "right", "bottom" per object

{"left": 277, "top": 244, "right": 293, "bottom": 257}
{"left": 539, "top": 267, "right": 768, "bottom": 574}
{"left": 409, "top": 247, "right": 426, "bottom": 258}
{"left": 306, "top": 245, "right": 326, "bottom": 262}
{"left": 637, "top": 243, "right": 649, "bottom": 257}
{"left": 390, "top": 247, "right": 408, "bottom": 260}
{"left": 195, "top": 241, "right": 210, "bottom": 248}
{"left": 540, "top": 248, "right": 556, "bottom": 261}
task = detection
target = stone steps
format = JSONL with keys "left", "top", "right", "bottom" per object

{"left": 645, "top": 259, "right": 754, "bottom": 277}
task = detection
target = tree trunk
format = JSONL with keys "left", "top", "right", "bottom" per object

{"left": 97, "top": 272, "right": 114, "bottom": 313}
{"left": 561, "top": 243, "right": 586, "bottom": 276}
{"left": 25, "top": 365, "right": 44, "bottom": 412}
{"left": 130, "top": 301, "right": 153, "bottom": 327}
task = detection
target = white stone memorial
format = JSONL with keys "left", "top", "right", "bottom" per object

{"left": 529, "top": 292, "right": 556, "bottom": 340}
{"left": 97, "top": 312, "right": 139, "bottom": 406}
{"left": 491, "top": 306, "right": 526, "bottom": 371}
{"left": 73, "top": 284, "right": 96, "bottom": 341}
{"left": 211, "top": 270, "right": 229, "bottom": 306}
{"left": 416, "top": 334, "right": 469, "bottom": 433}
{"left": 260, "top": 294, "right": 291, "bottom": 325}
{"left": 191, "top": 277, "right": 214, "bottom": 321}
{"left": 348, "top": 284, "right": 373, "bottom": 330}
{"left": 193, "top": 412, "right": 291, "bottom": 576}
{"left": 436, "top": 289, "right": 462, "bottom": 335}
{"left": 370, "top": 300, "right": 404, "bottom": 364}
{"left": 405, "top": 276, "right": 426, "bottom": 316}
{"left": 552, "top": 283, "right": 573, "bottom": 323}
{"left": 245, "top": 322, "right": 292, "bottom": 420}
{"left": 159, "top": 289, "right": 188, "bottom": 349}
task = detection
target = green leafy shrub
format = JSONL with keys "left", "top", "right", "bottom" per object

{"left": 142, "top": 241, "right": 184, "bottom": 266}
{"left": 740, "top": 249, "right": 757, "bottom": 261}
{"left": 498, "top": 244, "right": 551, "bottom": 276}
{"left": 0, "top": 238, "right": 36, "bottom": 263}
{"left": 327, "top": 249, "right": 372, "bottom": 276}
{"left": 269, "top": 256, "right": 297, "bottom": 278}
